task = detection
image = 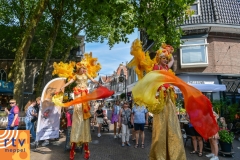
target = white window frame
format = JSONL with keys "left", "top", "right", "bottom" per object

{"left": 180, "top": 38, "right": 209, "bottom": 68}
{"left": 191, "top": 0, "right": 201, "bottom": 16}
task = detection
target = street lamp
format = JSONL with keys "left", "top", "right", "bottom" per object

{"left": 119, "top": 74, "right": 127, "bottom": 100}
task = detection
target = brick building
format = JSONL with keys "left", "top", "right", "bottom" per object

{"left": 134, "top": 0, "right": 240, "bottom": 104}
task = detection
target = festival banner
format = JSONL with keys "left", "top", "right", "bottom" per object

{"left": 0, "top": 130, "right": 30, "bottom": 160}
{"left": 36, "top": 78, "right": 66, "bottom": 141}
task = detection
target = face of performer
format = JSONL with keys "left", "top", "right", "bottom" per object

{"left": 159, "top": 56, "right": 168, "bottom": 65}
{"left": 78, "top": 67, "right": 87, "bottom": 74}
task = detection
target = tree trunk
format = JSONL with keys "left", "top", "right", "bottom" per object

{"left": 10, "top": 0, "right": 49, "bottom": 109}
{"left": 35, "top": 17, "right": 61, "bottom": 96}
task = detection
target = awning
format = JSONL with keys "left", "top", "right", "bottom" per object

{"left": 114, "top": 92, "right": 122, "bottom": 96}
{"left": 105, "top": 98, "right": 114, "bottom": 101}
{"left": 175, "top": 84, "right": 226, "bottom": 93}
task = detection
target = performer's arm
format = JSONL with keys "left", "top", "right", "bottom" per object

{"left": 168, "top": 56, "right": 174, "bottom": 68}
{"left": 60, "top": 79, "right": 74, "bottom": 90}
{"left": 86, "top": 74, "right": 100, "bottom": 85}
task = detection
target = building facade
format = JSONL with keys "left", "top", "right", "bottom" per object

{"left": 134, "top": 0, "right": 240, "bottom": 105}
{"left": 0, "top": 36, "right": 85, "bottom": 108}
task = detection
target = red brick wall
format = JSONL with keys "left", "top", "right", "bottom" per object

{"left": 174, "top": 35, "right": 240, "bottom": 74}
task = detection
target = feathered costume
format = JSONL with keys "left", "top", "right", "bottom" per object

{"left": 128, "top": 39, "right": 218, "bottom": 160}
{"left": 52, "top": 52, "right": 114, "bottom": 160}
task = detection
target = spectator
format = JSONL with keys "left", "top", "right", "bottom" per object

{"left": 34, "top": 97, "right": 41, "bottom": 129}
{"left": 65, "top": 106, "right": 73, "bottom": 150}
{"left": 119, "top": 101, "right": 131, "bottom": 147}
{"left": 218, "top": 117, "right": 227, "bottom": 130}
{"left": 111, "top": 100, "right": 121, "bottom": 138}
{"left": 186, "top": 114, "right": 203, "bottom": 157}
{"left": 5, "top": 99, "right": 19, "bottom": 130}
{"left": 206, "top": 110, "right": 219, "bottom": 160}
{"left": 24, "top": 99, "right": 37, "bottom": 144}
{"left": 131, "top": 104, "right": 148, "bottom": 149}
{"left": 95, "top": 105, "right": 104, "bottom": 137}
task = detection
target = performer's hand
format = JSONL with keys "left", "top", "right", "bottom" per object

{"left": 145, "top": 121, "right": 148, "bottom": 125}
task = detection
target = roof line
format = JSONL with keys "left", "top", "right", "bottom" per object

{"left": 181, "top": 23, "right": 240, "bottom": 29}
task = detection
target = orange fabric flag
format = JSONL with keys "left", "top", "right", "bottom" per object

{"left": 132, "top": 70, "right": 218, "bottom": 140}
{"left": 62, "top": 86, "right": 114, "bottom": 107}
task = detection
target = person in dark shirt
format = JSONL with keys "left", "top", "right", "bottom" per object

{"left": 34, "top": 97, "right": 41, "bottom": 115}
{"left": 95, "top": 105, "right": 104, "bottom": 137}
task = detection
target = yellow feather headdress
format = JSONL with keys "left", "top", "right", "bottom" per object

{"left": 52, "top": 52, "right": 101, "bottom": 80}
{"left": 154, "top": 43, "right": 174, "bottom": 64}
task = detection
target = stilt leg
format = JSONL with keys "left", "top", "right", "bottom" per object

{"left": 70, "top": 142, "right": 76, "bottom": 160}
{"left": 84, "top": 143, "right": 90, "bottom": 160}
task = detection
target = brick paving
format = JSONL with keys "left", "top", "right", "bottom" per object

{"left": 30, "top": 122, "right": 240, "bottom": 160}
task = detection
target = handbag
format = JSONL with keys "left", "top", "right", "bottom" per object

{"left": 123, "top": 109, "right": 133, "bottom": 129}
{"left": 31, "top": 116, "right": 37, "bottom": 123}
{"left": 128, "top": 121, "right": 133, "bottom": 129}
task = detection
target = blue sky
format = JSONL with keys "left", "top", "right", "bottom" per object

{"left": 85, "top": 29, "right": 139, "bottom": 76}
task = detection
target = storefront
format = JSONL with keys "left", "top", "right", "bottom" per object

{"left": 0, "top": 80, "right": 14, "bottom": 110}
{"left": 220, "top": 75, "right": 240, "bottom": 106}
{"left": 176, "top": 73, "right": 226, "bottom": 101}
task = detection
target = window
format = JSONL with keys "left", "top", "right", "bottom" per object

{"left": 180, "top": 38, "right": 208, "bottom": 68}
{"left": 0, "top": 69, "right": 7, "bottom": 81}
{"left": 203, "top": 92, "right": 213, "bottom": 101}
{"left": 191, "top": 0, "right": 200, "bottom": 16}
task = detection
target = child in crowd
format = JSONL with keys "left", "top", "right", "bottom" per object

{"left": 95, "top": 105, "right": 104, "bottom": 137}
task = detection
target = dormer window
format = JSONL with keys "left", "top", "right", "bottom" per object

{"left": 191, "top": 0, "right": 200, "bottom": 16}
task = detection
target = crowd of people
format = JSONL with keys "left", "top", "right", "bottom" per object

{"left": 2, "top": 40, "right": 239, "bottom": 160}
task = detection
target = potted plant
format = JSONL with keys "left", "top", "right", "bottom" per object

{"left": 218, "top": 129, "right": 234, "bottom": 152}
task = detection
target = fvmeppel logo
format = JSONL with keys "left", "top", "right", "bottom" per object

{"left": 0, "top": 130, "right": 30, "bottom": 160}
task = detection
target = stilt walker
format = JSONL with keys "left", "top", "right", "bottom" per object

{"left": 128, "top": 39, "right": 219, "bottom": 160}
{"left": 52, "top": 53, "right": 114, "bottom": 160}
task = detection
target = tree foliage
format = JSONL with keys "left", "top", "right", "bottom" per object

{"left": 135, "top": 0, "right": 195, "bottom": 49}
{"left": 0, "top": 0, "right": 195, "bottom": 107}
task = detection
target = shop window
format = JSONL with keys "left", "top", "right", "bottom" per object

{"left": 33, "top": 71, "right": 40, "bottom": 92}
{"left": 191, "top": 0, "right": 200, "bottom": 16}
{"left": 180, "top": 38, "right": 208, "bottom": 68}
{"left": 0, "top": 69, "right": 7, "bottom": 81}
{"left": 203, "top": 92, "right": 213, "bottom": 101}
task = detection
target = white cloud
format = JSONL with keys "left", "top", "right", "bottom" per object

{"left": 85, "top": 29, "right": 139, "bottom": 76}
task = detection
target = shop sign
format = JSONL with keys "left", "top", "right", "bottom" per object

{"left": 0, "top": 81, "right": 14, "bottom": 93}
{"left": 187, "top": 81, "right": 214, "bottom": 84}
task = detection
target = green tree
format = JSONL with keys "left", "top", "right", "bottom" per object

{"left": 0, "top": 0, "right": 195, "bottom": 107}
{"left": 3, "top": 0, "right": 49, "bottom": 107}
{"left": 136, "top": 0, "right": 195, "bottom": 49}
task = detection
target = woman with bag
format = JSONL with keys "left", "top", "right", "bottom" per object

{"left": 118, "top": 101, "right": 131, "bottom": 147}
{"left": 24, "top": 99, "right": 37, "bottom": 144}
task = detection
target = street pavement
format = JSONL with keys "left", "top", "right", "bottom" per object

{"left": 30, "top": 122, "right": 240, "bottom": 160}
